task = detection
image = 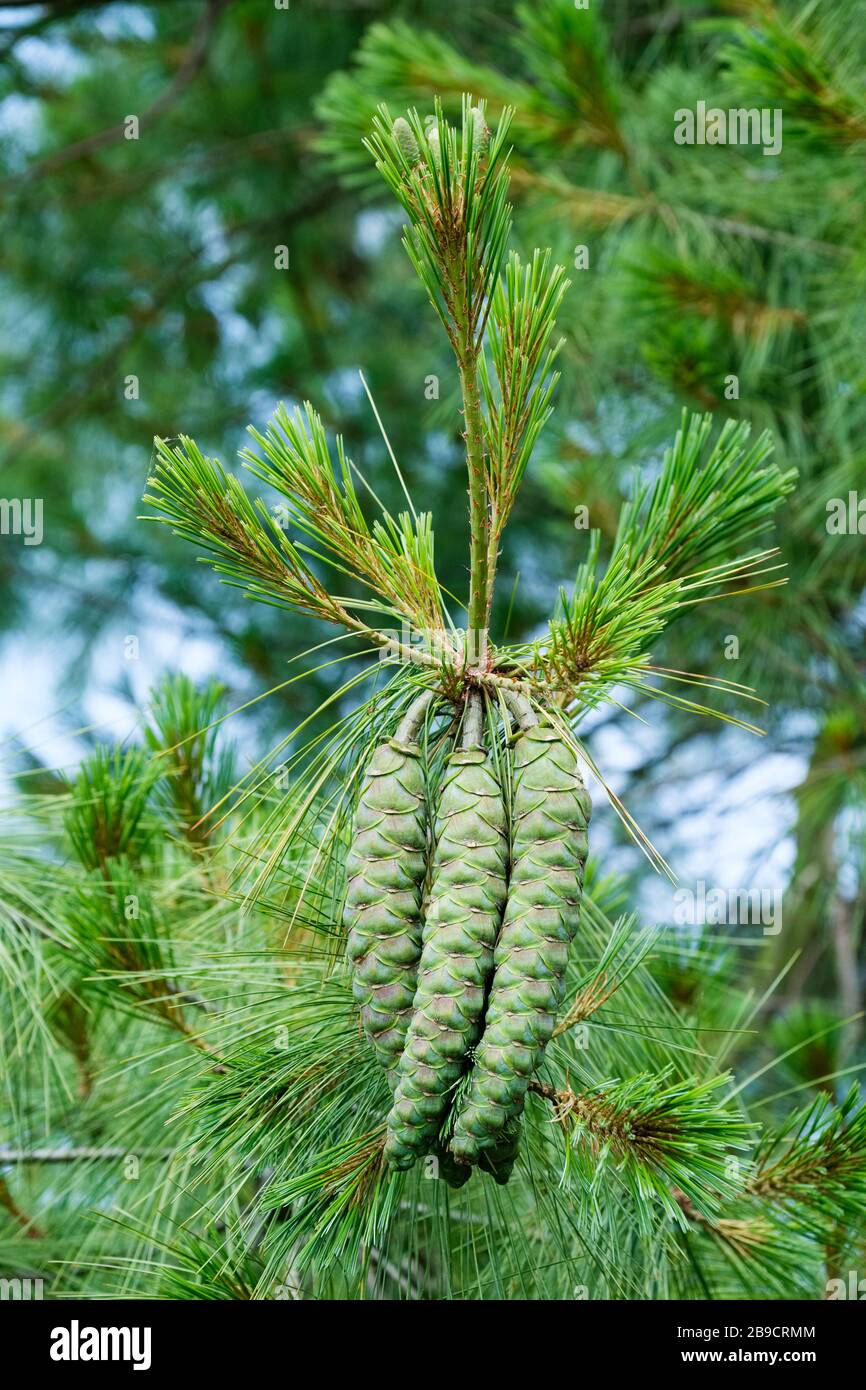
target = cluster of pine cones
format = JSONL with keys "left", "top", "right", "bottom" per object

{"left": 344, "top": 688, "right": 591, "bottom": 1186}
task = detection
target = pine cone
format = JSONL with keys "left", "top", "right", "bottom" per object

{"left": 392, "top": 116, "right": 420, "bottom": 166}
{"left": 385, "top": 734, "right": 508, "bottom": 1170}
{"left": 345, "top": 725, "right": 429, "bottom": 1079}
{"left": 469, "top": 105, "right": 489, "bottom": 155}
{"left": 450, "top": 726, "right": 590, "bottom": 1161}
{"left": 478, "top": 1119, "right": 521, "bottom": 1185}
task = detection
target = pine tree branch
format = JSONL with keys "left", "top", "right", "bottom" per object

{"left": 479, "top": 248, "right": 569, "bottom": 619}
{"left": 532, "top": 413, "right": 796, "bottom": 702}
{"left": 365, "top": 99, "right": 515, "bottom": 646}
{"left": 459, "top": 354, "right": 491, "bottom": 653}
{"left": 553, "top": 918, "right": 653, "bottom": 1037}
{"left": 747, "top": 1086, "right": 866, "bottom": 1219}
{"left": 0, "top": 1175, "right": 43, "bottom": 1238}
{"left": 1, "top": 0, "right": 230, "bottom": 193}
{"left": 0, "top": 1147, "right": 173, "bottom": 1163}
{"left": 528, "top": 1070, "right": 749, "bottom": 1217}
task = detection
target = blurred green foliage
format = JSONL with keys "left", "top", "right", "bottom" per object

{"left": 0, "top": 0, "right": 864, "bottom": 1024}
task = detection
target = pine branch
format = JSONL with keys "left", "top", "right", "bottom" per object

{"left": 242, "top": 402, "right": 446, "bottom": 637}
{"left": 64, "top": 746, "right": 158, "bottom": 872}
{"left": 629, "top": 248, "right": 808, "bottom": 338}
{"left": 553, "top": 917, "right": 656, "bottom": 1037}
{"left": 747, "top": 1086, "right": 866, "bottom": 1235}
{"left": 145, "top": 428, "right": 447, "bottom": 643}
{"left": 532, "top": 412, "right": 796, "bottom": 701}
{"left": 316, "top": 16, "right": 619, "bottom": 189}
{"left": 529, "top": 1070, "right": 750, "bottom": 1220}
{"left": 60, "top": 748, "right": 226, "bottom": 1062}
{"left": 721, "top": 7, "right": 866, "bottom": 147}
{"left": 0, "top": 1175, "right": 43, "bottom": 1239}
{"left": 612, "top": 411, "right": 795, "bottom": 586}
{"left": 480, "top": 248, "right": 569, "bottom": 614}
{"left": 515, "top": 0, "right": 626, "bottom": 159}
{"left": 143, "top": 672, "right": 234, "bottom": 848}
{"left": 44, "top": 983, "right": 95, "bottom": 1098}
{"left": 63, "top": 869, "right": 205, "bottom": 1040}
{"left": 97, "top": 1216, "right": 268, "bottom": 1302}
{"left": 144, "top": 434, "right": 352, "bottom": 627}
{"left": 535, "top": 534, "right": 683, "bottom": 700}
{"left": 660, "top": 1086, "right": 866, "bottom": 1284}
{"left": 365, "top": 98, "right": 515, "bottom": 643}
{"left": 671, "top": 1186, "right": 773, "bottom": 1261}
{"left": 0, "top": 0, "right": 230, "bottom": 192}
{"left": 365, "top": 98, "right": 513, "bottom": 356}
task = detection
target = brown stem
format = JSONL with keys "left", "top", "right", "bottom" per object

{"left": 0, "top": 1175, "right": 44, "bottom": 1239}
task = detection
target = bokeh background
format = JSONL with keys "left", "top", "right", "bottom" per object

{"left": 1, "top": 0, "right": 864, "bottom": 1037}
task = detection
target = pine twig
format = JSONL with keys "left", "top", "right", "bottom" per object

{"left": 0, "top": 1175, "right": 44, "bottom": 1239}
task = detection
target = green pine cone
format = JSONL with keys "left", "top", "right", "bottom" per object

{"left": 385, "top": 741, "right": 508, "bottom": 1170}
{"left": 436, "top": 1143, "right": 473, "bottom": 1190}
{"left": 469, "top": 105, "right": 489, "bottom": 156}
{"left": 345, "top": 728, "right": 429, "bottom": 1079}
{"left": 478, "top": 1119, "right": 521, "bottom": 1185}
{"left": 392, "top": 116, "right": 420, "bottom": 166}
{"left": 450, "top": 726, "right": 591, "bottom": 1162}
{"left": 425, "top": 124, "right": 442, "bottom": 170}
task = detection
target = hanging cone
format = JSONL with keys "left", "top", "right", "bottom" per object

{"left": 345, "top": 691, "right": 434, "bottom": 1080}
{"left": 451, "top": 717, "right": 591, "bottom": 1163}
{"left": 385, "top": 694, "right": 508, "bottom": 1170}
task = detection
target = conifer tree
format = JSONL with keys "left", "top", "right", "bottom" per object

{"left": 317, "top": 0, "right": 866, "bottom": 1025}
{"left": 2, "top": 93, "right": 864, "bottom": 1302}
